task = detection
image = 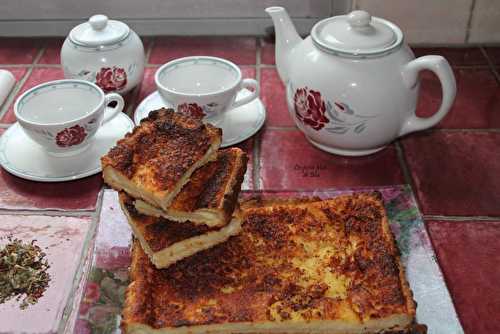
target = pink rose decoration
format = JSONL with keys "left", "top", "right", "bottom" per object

{"left": 177, "top": 103, "right": 206, "bottom": 119}
{"left": 55, "top": 125, "right": 87, "bottom": 147}
{"left": 293, "top": 87, "right": 330, "bottom": 131}
{"left": 95, "top": 67, "right": 127, "bottom": 92}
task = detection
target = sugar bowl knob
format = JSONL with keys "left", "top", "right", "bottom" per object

{"left": 347, "top": 10, "right": 372, "bottom": 28}
{"left": 89, "top": 14, "right": 108, "bottom": 31}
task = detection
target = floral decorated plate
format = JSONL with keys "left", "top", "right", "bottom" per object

{"left": 134, "top": 89, "right": 266, "bottom": 147}
{"left": 69, "top": 186, "right": 463, "bottom": 334}
{"left": 0, "top": 112, "right": 134, "bottom": 182}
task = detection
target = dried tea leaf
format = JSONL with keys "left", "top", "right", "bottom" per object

{"left": 0, "top": 236, "right": 51, "bottom": 309}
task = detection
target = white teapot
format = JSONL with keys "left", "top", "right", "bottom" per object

{"left": 61, "top": 14, "right": 145, "bottom": 95}
{"left": 266, "top": 7, "right": 456, "bottom": 156}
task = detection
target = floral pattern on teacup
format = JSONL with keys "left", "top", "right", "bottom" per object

{"left": 95, "top": 67, "right": 127, "bottom": 93}
{"left": 55, "top": 125, "right": 87, "bottom": 147}
{"left": 177, "top": 103, "right": 206, "bottom": 119}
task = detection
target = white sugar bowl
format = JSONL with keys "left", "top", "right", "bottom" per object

{"left": 61, "top": 14, "right": 145, "bottom": 95}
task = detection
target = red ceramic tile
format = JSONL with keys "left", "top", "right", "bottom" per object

{"left": 0, "top": 128, "right": 102, "bottom": 210}
{"left": 135, "top": 66, "right": 158, "bottom": 107}
{"left": 260, "top": 68, "right": 295, "bottom": 127}
{"left": 260, "top": 38, "right": 275, "bottom": 65}
{"left": 427, "top": 220, "right": 500, "bottom": 334}
{"left": 0, "top": 215, "right": 92, "bottom": 333}
{"left": 484, "top": 47, "right": 500, "bottom": 66}
{"left": 412, "top": 47, "right": 487, "bottom": 67}
{"left": 259, "top": 129, "right": 404, "bottom": 189}
{"left": 0, "top": 167, "right": 102, "bottom": 211}
{"left": 37, "top": 38, "right": 64, "bottom": 64}
{"left": 149, "top": 37, "right": 257, "bottom": 65}
{"left": 416, "top": 68, "right": 500, "bottom": 129}
{"left": 0, "top": 38, "right": 40, "bottom": 64}
{"left": 402, "top": 131, "right": 500, "bottom": 216}
{"left": 0, "top": 66, "right": 28, "bottom": 82}
{"left": 1, "top": 67, "right": 65, "bottom": 123}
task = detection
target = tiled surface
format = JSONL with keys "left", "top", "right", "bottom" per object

{"left": 485, "top": 47, "right": 500, "bottom": 66}
{"left": 0, "top": 215, "right": 92, "bottom": 333}
{"left": 260, "top": 38, "right": 275, "bottom": 65}
{"left": 0, "top": 38, "right": 498, "bottom": 334}
{"left": 260, "top": 68, "right": 296, "bottom": 127}
{"left": 149, "top": 36, "right": 257, "bottom": 65}
{"left": 0, "top": 168, "right": 102, "bottom": 211}
{"left": 416, "top": 68, "right": 500, "bottom": 128}
{"left": 412, "top": 47, "right": 488, "bottom": 67}
{"left": 259, "top": 129, "right": 404, "bottom": 189}
{"left": 37, "top": 38, "right": 64, "bottom": 65}
{"left": 402, "top": 131, "right": 500, "bottom": 216}
{"left": 427, "top": 220, "right": 500, "bottom": 334}
{"left": 0, "top": 38, "right": 40, "bottom": 64}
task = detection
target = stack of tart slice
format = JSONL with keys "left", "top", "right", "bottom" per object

{"left": 101, "top": 108, "right": 425, "bottom": 334}
{"left": 101, "top": 108, "right": 248, "bottom": 269}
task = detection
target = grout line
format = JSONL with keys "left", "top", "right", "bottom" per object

{"left": 0, "top": 208, "right": 96, "bottom": 217}
{"left": 32, "top": 64, "right": 61, "bottom": 68}
{"left": 465, "top": 0, "right": 477, "bottom": 44}
{"left": 265, "top": 126, "right": 298, "bottom": 131}
{"left": 0, "top": 66, "right": 33, "bottom": 120}
{"left": 145, "top": 37, "right": 155, "bottom": 65}
{"left": 424, "top": 215, "right": 500, "bottom": 222}
{"left": 32, "top": 46, "right": 45, "bottom": 65}
{"left": 480, "top": 47, "right": 500, "bottom": 83}
{"left": 394, "top": 141, "right": 415, "bottom": 189}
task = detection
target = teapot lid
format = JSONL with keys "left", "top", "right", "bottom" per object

{"left": 311, "top": 10, "right": 403, "bottom": 57}
{"left": 69, "top": 14, "right": 130, "bottom": 47}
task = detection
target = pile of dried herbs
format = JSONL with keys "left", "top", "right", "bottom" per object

{"left": 0, "top": 236, "right": 51, "bottom": 309}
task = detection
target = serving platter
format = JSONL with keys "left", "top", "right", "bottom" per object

{"left": 65, "top": 185, "right": 463, "bottom": 334}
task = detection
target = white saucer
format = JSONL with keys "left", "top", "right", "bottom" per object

{"left": 134, "top": 89, "right": 266, "bottom": 147}
{"left": 0, "top": 113, "right": 134, "bottom": 182}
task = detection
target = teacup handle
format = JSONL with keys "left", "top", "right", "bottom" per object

{"left": 399, "top": 55, "right": 456, "bottom": 136}
{"left": 102, "top": 93, "right": 125, "bottom": 124}
{"left": 231, "top": 79, "right": 260, "bottom": 109}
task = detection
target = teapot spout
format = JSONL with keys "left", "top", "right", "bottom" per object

{"left": 265, "top": 6, "right": 302, "bottom": 84}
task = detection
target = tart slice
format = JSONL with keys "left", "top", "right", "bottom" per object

{"left": 101, "top": 108, "right": 222, "bottom": 210}
{"left": 133, "top": 147, "right": 247, "bottom": 228}
{"left": 119, "top": 192, "right": 242, "bottom": 269}
{"left": 122, "top": 192, "right": 423, "bottom": 334}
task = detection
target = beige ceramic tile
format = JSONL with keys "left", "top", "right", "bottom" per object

{"left": 468, "top": 0, "right": 500, "bottom": 43}
{"left": 354, "top": 0, "right": 471, "bottom": 44}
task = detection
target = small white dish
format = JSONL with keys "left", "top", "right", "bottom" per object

{"left": 134, "top": 89, "right": 266, "bottom": 147}
{"left": 0, "top": 112, "right": 134, "bottom": 182}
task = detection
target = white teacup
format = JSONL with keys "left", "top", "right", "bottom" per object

{"left": 155, "top": 56, "right": 259, "bottom": 122}
{"left": 14, "top": 79, "right": 124, "bottom": 156}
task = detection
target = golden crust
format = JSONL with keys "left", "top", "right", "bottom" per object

{"left": 122, "top": 193, "right": 420, "bottom": 333}
{"left": 136, "top": 148, "right": 248, "bottom": 227}
{"left": 101, "top": 108, "right": 222, "bottom": 208}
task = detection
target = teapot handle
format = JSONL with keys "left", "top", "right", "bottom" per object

{"left": 399, "top": 55, "right": 456, "bottom": 136}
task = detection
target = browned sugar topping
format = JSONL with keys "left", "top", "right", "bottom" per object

{"left": 170, "top": 148, "right": 248, "bottom": 214}
{"left": 102, "top": 108, "right": 221, "bottom": 191}
{"left": 123, "top": 193, "right": 415, "bottom": 330}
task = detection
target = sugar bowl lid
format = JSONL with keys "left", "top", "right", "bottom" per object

{"left": 310, "top": 10, "right": 403, "bottom": 57}
{"left": 69, "top": 14, "right": 130, "bottom": 47}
